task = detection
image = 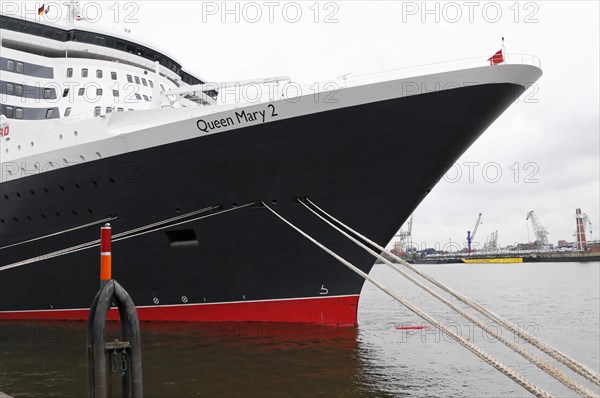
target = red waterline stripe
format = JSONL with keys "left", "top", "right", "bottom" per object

{"left": 0, "top": 295, "right": 360, "bottom": 326}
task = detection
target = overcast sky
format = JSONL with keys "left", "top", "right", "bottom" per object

{"left": 17, "top": 1, "right": 599, "bottom": 249}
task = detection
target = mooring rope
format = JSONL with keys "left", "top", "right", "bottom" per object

{"left": 298, "top": 200, "right": 597, "bottom": 398}
{"left": 305, "top": 197, "right": 600, "bottom": 388}
{"left": 0, "top": 203, "right": 254, "bottom": 272}
{"left": 262, "top": 201, "right": 553, "bottom": 398}
{"left": 0, "top": 216, "right": 119, "bottom": 250}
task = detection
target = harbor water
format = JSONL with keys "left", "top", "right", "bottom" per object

{"left": 1, "top": 261, "right": 598, "bottom": 397}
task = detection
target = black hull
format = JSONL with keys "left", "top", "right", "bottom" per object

{"left": 0, "top": 83, "right": 525, "bottom": 323}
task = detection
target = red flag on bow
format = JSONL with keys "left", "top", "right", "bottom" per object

{"left": 488, "top": 49, "right": 504, "bottom": 65}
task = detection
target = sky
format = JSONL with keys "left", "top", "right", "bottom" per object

{"left": 12, "top": 1, "right": 600, "bottom": 250}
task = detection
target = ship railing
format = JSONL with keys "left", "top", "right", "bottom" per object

{"left": 215, "top": 53, "right": 541, "bottom": 106}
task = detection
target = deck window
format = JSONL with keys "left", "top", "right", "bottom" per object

{"left": 96, "top": 88, "right": 103, "bottom": 96}
{"left": 78, "top": 88, "right": 85, "bottom": 96}
{"left": 134, "top": 76, "right": 140, "bottom": 84}
{"left": 16, "top": 62, "right": 24, "bottom": 73}
{"left": 117, "top": 107, "right": 124, "bottom": 112}
{"left": 64, "top": 107, "right": 71, "bottom": 117}
{"left": 96, "top": 70, "right": 103, "bottom": 78}
{"left": 113, "top": 89, "right": 119, "bottom": 97}
{"left": 142, "top": 95, "right": 149, "bottom": 101}
{"left": 45, "top": 109, "right": 53, "bottom": 119}
{"left": 94, "top": 106, "right": 101, "bottom": 116}
{"left": 149, "top": 80, "right": 154, "bottom": 88}
{"left": 141, "top": 78, "right": 147, "bottom": 86}
{"left": 66, "top": 68, "right": 73, "bottom": 77}
{"left": 15, "top": 85, "right": 24, "bottom": 97}
{"left": 15, "top": 108, "right": 23, "bottom": 119}
{"left": 81, "top": 68, "right": 88, "bottom": 78}
{"left": 44, "top": 88, "right": 52, "bottom": 99}
{"left": 111, "top": 71, "right": 117, "bottom": 80}
{"left": 106, "top": 107, "right": 113, "bottom": 114}
{"left": 134, "top": 93, "right": 141, "bottom": 100}
{"left": 5, "top": 106, "right": 14, "bottom": 118}
{"left": 127, "top": 74, "right": 133, "bottom": 83}
{"left": 6, "top": 83, "right": 14, "bottom": 95}
{"left": 7, "top": 60, "right": 15, "bottom": 71}
{"left": 62, "top": 88, "right": 69, "bottom": 97}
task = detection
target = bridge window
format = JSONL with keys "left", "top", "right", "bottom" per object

{"left": 6, "top": 83, "right": 14, "bottom": 95}
{"left": 64, "top": 107, "right": 71, "bottom": 117}
{"left": 15, "top": 108, "right": 23, "bottom": 119}
{"left": 81, "top": 68, "right": 88, "bottom": 78}
{"left": 45, "top": 109, "right": 54, "bottom": 119}
{"left": 111, "top": 71, "right": 117, "bottom": 80}
{"left": 16, "top": 62, "right": 24, "bottom": 73}
{"left": 66, "top": 68, "right": 73, "bottom": 77}
{"left": 96, "top": 69, "right": 103, "bottom": 78}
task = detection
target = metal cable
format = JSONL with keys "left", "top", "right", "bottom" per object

{"left": 305, "top": 197, "right": 600, "bottom": 387}
{"left": 262, "top": 202, "right": 553, "bottom": 398}
{"left": 0, "top": 203, "right": 253, "bottom": 272}
{"left": 299, "top": 200, "right": 597, "bottom": 398}
{"left": 0, "top": 216, "right": 119, "bottom": 250}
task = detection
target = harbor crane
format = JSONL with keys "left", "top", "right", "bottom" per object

{"left": 393, "top": 215, "right": 413, "bottom": 254}
{"left": 526, "top": 210, "right": 549, "bottom": 246}
{"left": 467, "top": 213, "right": 482, "bottom": 252}
{"left": 484, "top": 230, "right": 499, "bottom": 252}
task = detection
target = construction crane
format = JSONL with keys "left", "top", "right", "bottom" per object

{"left": 484, "top": 230, "right": 499, "bottom": 252}
{"left": 467, "top": 213, "right": 482, "bottom": 252}
{"left": 526, "top": 210, "right": 549, "bottom": 246}
{"left": 574, "top": 208, "right": 592, "bottom": 250}
{"left": 393, "top": 215, "right": 413, "bottom": 254}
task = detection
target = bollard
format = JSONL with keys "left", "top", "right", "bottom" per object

{"left": 88, "top": 225, "right": 143, "bottom": 398}
{"left": 100, "top": 224, "right": 112, "bottom": 289}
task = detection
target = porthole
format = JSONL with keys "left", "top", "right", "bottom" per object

{"left": 30, "top": 142, "right": 34, "bottom": 147}
{"left": 80, "top": 155, "right": 85, "bottom": 161}
{"left": 59, "top": 134, "right": 63, "bottom": 140}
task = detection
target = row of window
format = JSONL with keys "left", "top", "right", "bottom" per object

{"left": 65, "top": 69, "right": 161, "bottom": 91}
{"left": 93, "top": 107, "right": 136, "bottom": 116}
{"left": 73, "top": 87, "right": 152, "bottom": 101}
{"left": 4, "top": 106, "right": 54, "bottom": 119}
{"left": 5, "top": 59, "right": 25, "bottom": 74}
{"left": 5, "top": 83, "right": 53, "bottom": 99}
{"left": 125, "top": 74, "right": 156, "bottom": 89}
{"left": 66, "top": 68, "right": 120, "bottom": 80}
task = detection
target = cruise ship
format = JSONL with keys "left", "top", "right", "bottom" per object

{"left": 0, "top": 3, "right": 542, "bottom": 325}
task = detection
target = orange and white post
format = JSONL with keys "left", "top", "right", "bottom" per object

{"left": 100, "top": 223, "right": 112, "bottom": 288}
